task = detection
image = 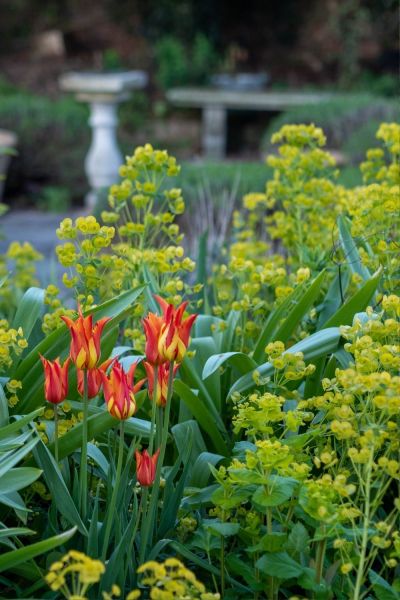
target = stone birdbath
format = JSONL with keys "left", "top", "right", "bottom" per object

{"left": 0, "top": 130, "right": 18, "bottom": 200}
{"left": 59, "top": 70, "right": 148, "bottom": 207}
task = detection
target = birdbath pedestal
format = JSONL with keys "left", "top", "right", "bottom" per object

{"left": 59, "top": 71, "right": 147, "bottom": 208}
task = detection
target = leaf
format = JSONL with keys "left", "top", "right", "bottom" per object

{"left": 321, "top": 268, "right": 382, "bottom": 328}
{"left": 256, "top": 552, "right": 304, "bottom": 579}
{"left": 0, "top": 528, "right": 76, "bottom": 573}
{"left": 32, "top": 439, "right": 87, "bottom": 535}
{"left": 0, "top": 408, "right": 44, "bottom": 441}
{"left": 338, "top": 215, "right": 371, "bottom": 283}
{"left": 252, "top": 476, "right": 298, "bottom": 508}
{"left": 0, "top": 527, "right": 35, "bottom": 540}
{"left": 181, "top": 484, "right": 219, "bottom": 509}
{"left": 249, "top": 532, "right": 287, "bottom": 553}
{"left": 230, "top": 327, "right": 341, "bottom": 396}
{"left": 87, "top": 443, "right": 109, "bottom": 478}
{"left": 0, "top": 467, "right": 42, "bottom": 494}
{"left": 273, "top": 269, "right": 326, "bottom": 343}
{"left": 317, "top": 268, "right": 350, "bottom": 327}
{"left": 100, "top": 512, "right": 137, "bottom": 593}
{"left": 0, "top": 491, "right": 28, "bottom": 514}
{"left": 0, "top": 384, "right": 9, "bottom": 428}
{"left": 190, "top": 452, "right": 224, "bottom": 488}
{"left": 202, "top": 352, "right": 257, "bottom": 380}
{"left": 221, "top": 310, "right": 241, "bottom": 353}
{"left": 189, "top": 336, "right": 222, "bottom": 411}
{"left": 173, "top": 380, "right": 229, "bottom": 456}
{"left": 180, "top": 355, "right": 226, "bottom": 432}
{"left": 287, "top": 522, "right": 310, "bottom": 555}
{"left": 196, "top": 229, "right": 208, "bottom": 287}
{"left": 203, "top": 520, "right": 240, "bottom": 537}
{"left": 0, "top": 435, "right": 39, "bottom": 479}
{"left": 226, "top": 554, "right": 260, "bottom": 588}
{"left": 170, "top": 540, "right": 250, "bottom": 593}
{"left": 12, "top": 287, "right": 45, "bottom": 347}
{"left": 369, "top": 570, "right": 399, "bottom": 600}
{"left": 253, "top": 284, "right": 305, "bottom": 362}
{"left": 171, "top": 420, "right": 207, "bottom": 469}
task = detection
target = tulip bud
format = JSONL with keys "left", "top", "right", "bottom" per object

{"left": 143, "top": 361, "right": 179, "bottom": 407}
{"left": 143, "top": 295, "right": 197, "bottom": 365}
{"left": 61, "top": 306, "right": 110, "bottom": 370}
{"left": 102, "top": 360, "right": 145, "bottom": 420}
{"left": 77, "top": 358, "right": 113, "bottom": 399}
{"left": 135, "top": 448, "right": 160, "bottom": 486}
{"left": 40, "top": 356, "right": 70, "bottom": 405}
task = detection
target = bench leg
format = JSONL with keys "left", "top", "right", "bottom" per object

{"left": 202, "top": 105, "right": 226, "bottom": 159}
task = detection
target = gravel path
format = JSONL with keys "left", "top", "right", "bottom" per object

{"left": 0, "top": 209, "right": 84, "bottom": 287}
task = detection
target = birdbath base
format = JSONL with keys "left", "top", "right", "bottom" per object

{"left": 59, "top": 71, "right": 147, "bottom": 208}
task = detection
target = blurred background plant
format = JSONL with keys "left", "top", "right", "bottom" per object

{"left": 0, "top": 0, "right": 397, "bottom": 212}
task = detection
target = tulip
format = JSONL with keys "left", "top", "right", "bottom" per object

{"left": 61, "top": 306, "right": 110, "bottom": 370}
{"left": 143, "top": 295, "right": 197, "bottom": 365}
{"left": 143, "top": 361, "right": 179, "bottom": 407}
{"left": 102, "top": 360, "right": 145, "bottom": 420}
{"left": 135, "top": 448, "right": 160, "bottom": 487}
{"left": 40, "top": 355, "right": 70, "bottom": 405}
{"left": 77, "top": 358, "right": 113, "bottom": 399}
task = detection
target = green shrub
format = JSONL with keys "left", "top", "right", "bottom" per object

{"left": 0, "top": 92, "right": 89, "bottom": 202}
{"left": 262, "top": 94, "right": 399, "bottom": 162}
{"left": 154, "top": 33, "right": 218, "bottom": 90}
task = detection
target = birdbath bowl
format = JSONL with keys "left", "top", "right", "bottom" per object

{"left": 59, "top": 70, "right": 148, "bottom": 207}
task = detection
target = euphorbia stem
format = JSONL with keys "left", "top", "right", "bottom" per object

{"left": 102, "top": 420, "right": 125, "bottom": 560}
{"left": 354, "top": 448, "right": 374, "bottom": 600}
{"left": 139, "top": 361, "right": 174, "bottom": 564}
{"left": 80, "top": 370, "right": 89, "bottom": 521}
{"left": 315, "top": 529, "right": 327, "bottom": 585}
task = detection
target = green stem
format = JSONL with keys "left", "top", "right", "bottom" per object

{"left": 315, "top": 533, "right": 327, "bottom": 585}
{"left": 139, "top": 361, "right": 174, "bottom": 564}
{"left": 125, "top": 484, "right": 148, "bottom": 583}
{"left": 54, "top": 406, "right": 59, "bottom": 464}
{"left": 101, "top": 420, "right": 125, "bottom": 561}
{"left": 220, "top": 537, "right": 225, "bottom": 597}
{"left": 148, "top": 366, "right": 158, "bottom": 456}
{"left": 353, "top": 448, "right": 374, "bottom": 600}
{"left": 80, "top": 371, "right": 89, "bottom": 521}
{"left": 156, "top": 406, "right": 163, "bottom": 448}
{"left": 267, "top": 506, "right": 274, "bottom": 600}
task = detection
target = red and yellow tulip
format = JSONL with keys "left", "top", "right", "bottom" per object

{"left": 143, "top": 295, "right": 197, "bottom": 365}
{"left": 40, "top": 355, "right": 70, "bottom": 404}
{"left": 143, "top": 361, "right": 179, "bottom": 407}
{"left": 61, "top": 306, "right": 110, "bottom": 370}
{"left": 77, "top": 358, "right": 113, "bottom": 399}
{"left": 102, "top": 360, "right": 145, "bottom": 420}
{"left": 135, "top": 448, "right": 160, "bottom": 487}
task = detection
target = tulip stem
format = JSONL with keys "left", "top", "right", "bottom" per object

{"left": 54, "top": 407, "right": 59, "bottom": 464}
{"left": 80, "top": 370, "right": 89, "bottom": 521}
{"left": 139, "top": 361, "right": 174, "bottom": 564}
{"left": 148, "top": 365, "right": 158, "bottom": 456}
{"left": 102, "top": 420, "right": 125, "bottom": 561}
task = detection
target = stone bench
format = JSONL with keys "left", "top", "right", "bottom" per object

{"left": 166, "top": 87, "right": 333, "bottom": 158}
